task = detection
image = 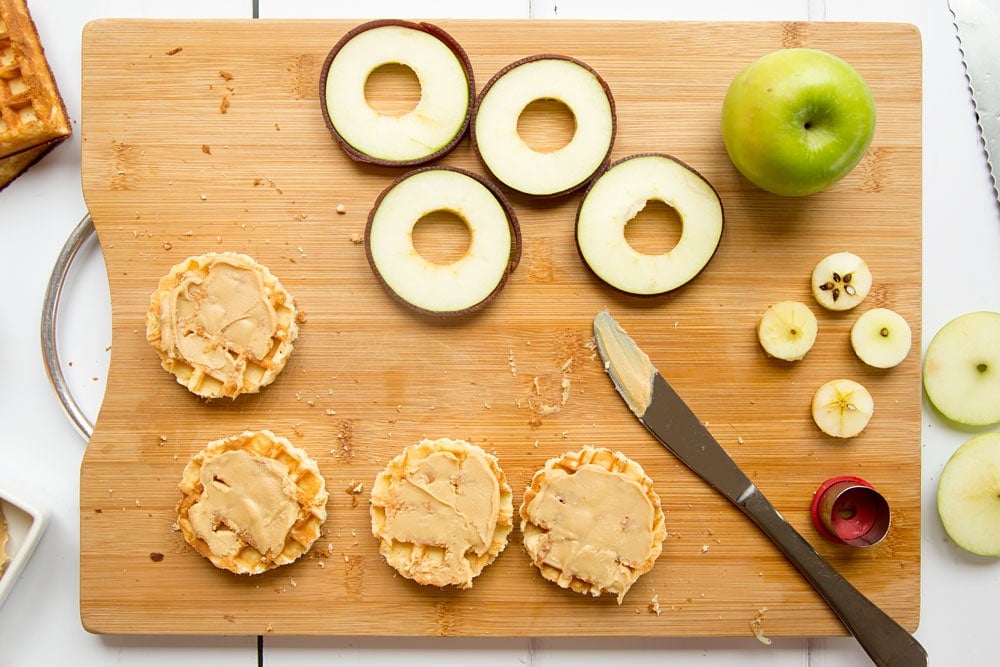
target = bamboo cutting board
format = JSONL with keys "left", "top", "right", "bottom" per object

{"left": 79, "top": 19, "right": 922, "bottom": 637}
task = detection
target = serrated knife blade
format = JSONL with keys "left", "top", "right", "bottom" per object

{"left": 950, "top": 0, "right": 1000, "bottom": 206}
{"left": 592, "top": 311, "right": 926, "bottom": 667}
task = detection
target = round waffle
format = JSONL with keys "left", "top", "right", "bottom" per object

{"left": 370, "top": 438, "right": 514, "bottom": 589}
{"left": 520, "top": 446, "right": 666, "bottom": 603}
{"left": 175, "top": 430, "right": 328, "bottom": 575}
{"left": 146, "top": 252, "right": 300, "bottom": 399}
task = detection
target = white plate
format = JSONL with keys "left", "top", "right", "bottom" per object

{"left": 0, "top": 489, "right": 49, "bottom": 609}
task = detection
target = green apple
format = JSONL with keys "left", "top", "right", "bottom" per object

{"left": 937, "top": 432, "right": 1000, "bottom": 556}
{"left": 923, "top": 311, "right": 1000, "bottom": 426}
{"left": 721, "top": 48, "right": 876, "bottom": 197}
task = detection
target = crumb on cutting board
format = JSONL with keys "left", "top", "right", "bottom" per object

{"left": 648, "top": 594, "right": 662, "bottom": 616}
{"left": 749, "top": 607, "right": 772, "bottom": 645}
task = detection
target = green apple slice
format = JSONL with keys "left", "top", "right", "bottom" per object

{"left": 937, "top": 432, "right": 1000, "bottom": 556}
{"left": 320, "top": 20, "right": 474, "bottom": 166}
{"left": 850, "top": 307, "right": 912, "bottom": 369}
{"left": 472, "top": 55, "right": 615, "bottom": 197}
{"left": 365, "top": 167, "right": 521, "bottom": 316}
{"left": 575, "top": 153, "right": 723, "bottom": 296}
{"left": 721, "top": 48, "right": 876, "bottom": 197}
{"left": 923, "top": 311, "right": 1000, "bottom": 426}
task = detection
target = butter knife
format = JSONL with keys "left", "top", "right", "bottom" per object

{"left": 950, "top": 0, "right": 1000, "bottom": 207}
{"left": 592, "top": 311, "right": 926, "bottom": 667}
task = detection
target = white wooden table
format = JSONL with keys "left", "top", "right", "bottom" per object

{"left": 1, "top": 1, "right": 997, "bottom": 665}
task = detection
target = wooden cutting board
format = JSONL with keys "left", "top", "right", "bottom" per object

{"left": 79, "top": 18, "right": 922, "bottom": 637}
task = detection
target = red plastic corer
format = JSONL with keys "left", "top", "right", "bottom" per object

{"left": 810, "top": 476, "right": 891, "bottom": 547}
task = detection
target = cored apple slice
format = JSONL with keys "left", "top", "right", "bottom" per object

{"left": 923, "top": 311, "right": 1000, "bottom": 426}
{"left": 365, "top": 166, "right": 521, "bottom": 316}
{"left": 937, "top": 432, "right": 1000, "bottom": 556}
{"left": 471, "top": 54, "right": 616, "bottom": 197}
{"left": 320, "top": 20, "right": 474, "bottom": 166}
{"left": 575, "top": 153, "right": 724, "bottom": 296}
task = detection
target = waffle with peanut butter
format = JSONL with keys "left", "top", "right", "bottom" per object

{"left": 175, "top": 430, "right": 328, "bottom": 575}
{"left": 0, "top": 0, "right": 72, "bottom": 191}
{"left": 520, "top": 446, "right": 666, "bottom": 603}
{"left": 370, "top": 438, "right": 514, "bottom": 589}
{"left": 146, "top": 252, "right": 300, "bottom": 399}
{"left": 0, "top": 502, "right": 9, "bottom": 578}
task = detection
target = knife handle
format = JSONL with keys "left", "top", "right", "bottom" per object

{"left": 740, "top": 488, "right": 927, "bottom": 667}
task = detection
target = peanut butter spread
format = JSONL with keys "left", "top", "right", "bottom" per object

{"left": 0, "top": 503, "right": 8, "bottom": 578}
{"left": 188, "top": 449, "right": 299, "bottom": 560}
{"left": 593, "top": 310, "right": 654, "bottom": 417}
{"left": 371, "top": 438, "right": 514, "bottom": 588}
{"left": 176, "top": 430, "right": 328, "bottom": 575}
{"left": 520, "top": 447, "right": 665, "bottom": 603}
{"left": 147, "top": 252, "right": 299, "bottom": 399}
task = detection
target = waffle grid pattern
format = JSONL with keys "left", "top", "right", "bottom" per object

{"left": 0, "top": 0, "right": 71, "bottom": 190}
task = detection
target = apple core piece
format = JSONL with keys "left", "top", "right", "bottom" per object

{"left": 810, "top": 251, "right": 872, "bottom": 311}
{"left": 850, "top": 307, "right": 912, "bottom": 369}
{"left": 320, "top": 20, "right": 474, "bottom": 165}
{"left": 472, "top": 54, "right": 615, "bottom": 197}
{"left": 575, "top": 153, "right": 724, "bottom": 295}
{"left": 937, "top": 432, "right": 1000, "bottom": 557}
{"left": 923, "top": 310, "right": 1000, "bottom": 426}
{"left": 811, "top": 378, "right": 874, "bottom": 438}
{"left": 757, "top": 300, "right": 819, "bottom": 361}
{"left": 364, "top": 166, "right": 521, "bottom": 316}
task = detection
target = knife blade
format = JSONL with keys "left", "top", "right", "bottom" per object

{"left": 592, "top": 311, "right": 926, "bottom": 667}
{"left": 950, "top": 0, "right": 1000, "bottom": 207}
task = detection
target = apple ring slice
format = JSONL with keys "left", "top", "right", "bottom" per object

{"left": 575, "top": 153, "right": 724, "bottom": 295}
{"left": 365, "top": 166, "right": 522, "bottom": 316}
{"left": 472, "top": 54, "right": 616, "bottom": 197}
{"left": 320, "top": 20, "right": 474, "bottom": 166}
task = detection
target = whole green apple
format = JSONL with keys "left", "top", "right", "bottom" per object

{"left": 721, "top": 48, "right": 876, "bottom": 197}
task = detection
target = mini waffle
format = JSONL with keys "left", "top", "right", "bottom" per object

{"left": 0, "top": 502, "right": 8, "bottom": 577}
{"left": 146, "top": 252, "right": 300, "bottom": 399}
{"left": 370, "top": 438, "right": 514, "bottom": 589}
{"left": 175, "top": 430, "right": 328, "bottom": 575}
{"left": 520, "top": 446, "right": 666, "bottom": 603}
{"left": 0, "top": 0, "right": 71, "bottom": 191}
